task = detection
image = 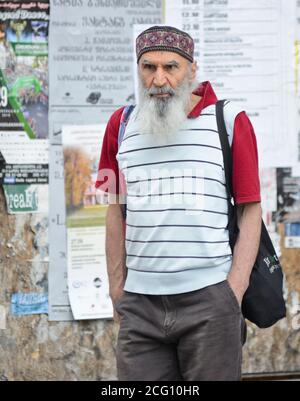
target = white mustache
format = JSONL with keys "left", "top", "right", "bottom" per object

{"left": 148, "top": 86, "right": 176, "bottom": 96}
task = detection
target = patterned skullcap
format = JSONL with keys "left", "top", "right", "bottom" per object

{"left": 136, "top": 26, "right": 194, "bottom": 63}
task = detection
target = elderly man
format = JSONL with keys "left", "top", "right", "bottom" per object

{"left": 96, "top": 26, "right": 262, "bottom": 381}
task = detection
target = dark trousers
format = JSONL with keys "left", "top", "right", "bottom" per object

{"left": 116, "top": 280, "right": 246, "bottom": 381}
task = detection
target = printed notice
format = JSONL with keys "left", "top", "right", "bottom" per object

{"left": 62, "top": 124, "right": 112, "bottom": 320}
{"left": 166, "top": 0, "right": 297, "bottom": 168}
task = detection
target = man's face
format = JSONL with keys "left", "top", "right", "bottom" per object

{"left": 138, "top": 51, "right": 196, "bottom": 93}
{"left": 136, "top": 51, "right": 197, "bottom": 137}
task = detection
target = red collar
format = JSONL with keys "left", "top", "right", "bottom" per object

{"left": 188, "top": 81, "right": 218, "bottom": 118}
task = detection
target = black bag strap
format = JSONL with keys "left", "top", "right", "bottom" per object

{"left": 215, "top": 100, "right": 233, "bottom": 200}
{"left": 215, "top": 100, "right": 239, "bottom": 248}
{"left": 118, "top": 105, "right": 135, "bottom": 220}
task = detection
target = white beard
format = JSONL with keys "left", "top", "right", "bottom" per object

{"left": 137, "top": 75, "right": 198, "bottom": 138}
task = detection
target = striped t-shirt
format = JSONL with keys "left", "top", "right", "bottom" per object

{"left": 116, "top": 101, "right": 243, "bottom": 295}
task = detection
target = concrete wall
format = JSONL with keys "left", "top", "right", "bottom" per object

{"left": 0, "top": 187, "right": 299, "bottom": 380}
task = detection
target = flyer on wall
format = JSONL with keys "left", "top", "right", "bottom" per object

{"left": 0, "top": 1, "right": 49, "bottom": 139}
{"left": 49, "top": 0, "right": 163, "bottom": 124}
{"left": 276, "top": 167, "right": 300, "bottom": 224}
{"left": 166, "top": 0, "right": 297, "bottom": 169}
{"left": 62, "top": 124, "right": 112, "bottom": 320}
{"left": 0, "top": 1, "right": 49, "bottom": 213}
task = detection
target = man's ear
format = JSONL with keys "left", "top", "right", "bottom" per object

{"left": 190, "top": 61, "right": 197, "bottom": 81}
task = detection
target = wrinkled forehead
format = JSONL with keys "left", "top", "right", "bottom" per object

{"left": 138, "top": 50, "right": 189, "bottom": 67}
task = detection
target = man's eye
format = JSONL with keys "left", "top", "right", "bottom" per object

{"left": 144, "top": 64, "right": 155, "bottom": 71}
{"left": 165, "top": 65, "right": 177, "bottom": 71}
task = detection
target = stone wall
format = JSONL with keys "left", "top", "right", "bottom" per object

{"left": 0, "top": 187, "right": 299, "bottom": 380}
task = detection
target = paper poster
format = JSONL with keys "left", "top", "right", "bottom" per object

{"left": 49, "top": 0, "right": 163, "bottom": 123}
{"left": 48, "top": 0, "right": 163, "bottom": 320}
{"left": 285, "top": 222, "right": 300, "bottom": 248}
{"left": 292, "top": 164, "right": 300, "bottom": 177}
{"left": 62, "top": 124, "right": 112, "bottom": 320}
{"left": 11, "top": 293, "right": 48, "bottom": 316}
{"left": 275, "top": 167, "right": 300, "bottom": 224}
{"left": 0, "top": 131, "right": 48, "bottom": 185}
{"left": 295, "top": 0, "right": 300, "bottom": 172}
{"left": 164, "top": 0, "right": 202, "bottom": 60}
{"left": 0, "top": 305, "right": 6, "bottom": 330}
{"left": 293, "top": 0, "right": 300, "bottom": 184}
{"left": 0, "top": 1, "right": 49, "bottom": 139}
{"left": 260, "top": 168, "right": 277, "bottom": 230}
{"left": 165, "top": 0, "right": 297, "bottom": 169}
{"left": 0, "top": 130, "right": 49, "bottom": 214}
{"left": 3, "top": 183, "right": 48, "bottom": 214}
{"left": 0, "top": 1, "right": 50, "bottom": 214}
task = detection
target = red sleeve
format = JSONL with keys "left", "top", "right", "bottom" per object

{"left": 232, "top": 111, "right": 261, "bottom": 205}
{"left": 95, "top": 107, "right": 125, "bottom": 193}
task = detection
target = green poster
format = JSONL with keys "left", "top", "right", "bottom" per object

{"left": 0, "top": 1, "right": 49, "bottom": 139}
{"left": 3, "top": 184, "right": 48, "bottom": 214}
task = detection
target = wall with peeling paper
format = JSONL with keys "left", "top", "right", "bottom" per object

{"left": 0, "top": 185, "right": 300, "bottom": 380}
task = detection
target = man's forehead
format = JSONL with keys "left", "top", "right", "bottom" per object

{"left": 140, "top": 51, "right": 188, "bottom": 65}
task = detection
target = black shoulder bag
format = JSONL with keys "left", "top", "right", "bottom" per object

{"left": 216, "top": 100, "right": 286, "bottom": 328}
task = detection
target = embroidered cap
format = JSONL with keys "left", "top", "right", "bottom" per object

{"left": 136, "top": 26, "right": 194, "bottom": 63}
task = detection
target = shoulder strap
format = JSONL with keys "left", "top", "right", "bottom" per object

{"left": 118, "top": 105, "right": 135, "bottom": 148}
{"left": 215, "top": 100, "right": 233, "bottom": 200}
{"left": 117, "top": 105, "right": 135, "bottom": 220}
{"left": 216, "top": 100, "right": 239, "bottom": 247}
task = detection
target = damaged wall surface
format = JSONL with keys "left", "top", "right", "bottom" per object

{"left": 0, "top": 188, "right": 118, "bottom": 381}
{"left": 0, "top": 186, "right": 299, "bottom": 380}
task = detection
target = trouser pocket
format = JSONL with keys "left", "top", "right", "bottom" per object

{"left": 223, "top": 280, "right": 242, "bottom": 313}
{"left": 241, "top": 316, "right": 247, "bottom": 345}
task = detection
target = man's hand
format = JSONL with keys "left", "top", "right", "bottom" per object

{"left": 111, "top": 288, "right": 124, "bottom": 324}
{"left": 113, "top": 308, "right": 121, "bottom": 324}
{"left": 227, "top": 202, "right": 262, "bottom": 307}
{"left": 227, "top": 276, "right": 248, "bottom": 307}
{"left": 106, "top": 202, "right": 127, "bottom": 324}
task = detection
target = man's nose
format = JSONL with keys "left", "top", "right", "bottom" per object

{"left": 153, "top": 67, "right": 167, "bottom": 87}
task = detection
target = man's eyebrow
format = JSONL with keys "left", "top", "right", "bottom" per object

{"left": 141, "top": 60, "right": 180, "bottom": 67}
{"left": 142, "top": 59, "right": 156, "bottom": 65}
{"left": 165, "top": 60, "right": 179, "bottom": 67}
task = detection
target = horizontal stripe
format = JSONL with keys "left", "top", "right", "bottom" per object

{"left": 125, "top": 263, "right": 231, "bottom": 274}
{"left": 127, "top": 192, "right": 229, "bottom": 200}
{"left": 122, "top": 133, "right": 140, "bottom": 142}
{"left": 123, "top": 159, "right": 223, "bottom": 170}
{"left": 126, "top": 208, "right": 228, "bottom": 215}
{"left": 126, "top": 239, "right": 229, "bottom": 244}
{"left": 118, "top": 143, "right": 222, "bottom": 155}
{"left": 127, "top": 176, "right": 226, "bottom": 187}
{"left": 126, "top": 223, "right": 226, "bottom": 229}
{"left": 127, "top": 254, "right": 232, "bottom": 259}
{"left": 180, "top": 128, "right": 219, "bottom": 133}
{"left": 179, "top": 127, "right": 229, "bottom": 137}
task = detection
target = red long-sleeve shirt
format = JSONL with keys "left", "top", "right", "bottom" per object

{"left": 96, "top": 81, "right": 261, "bottom": 205}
